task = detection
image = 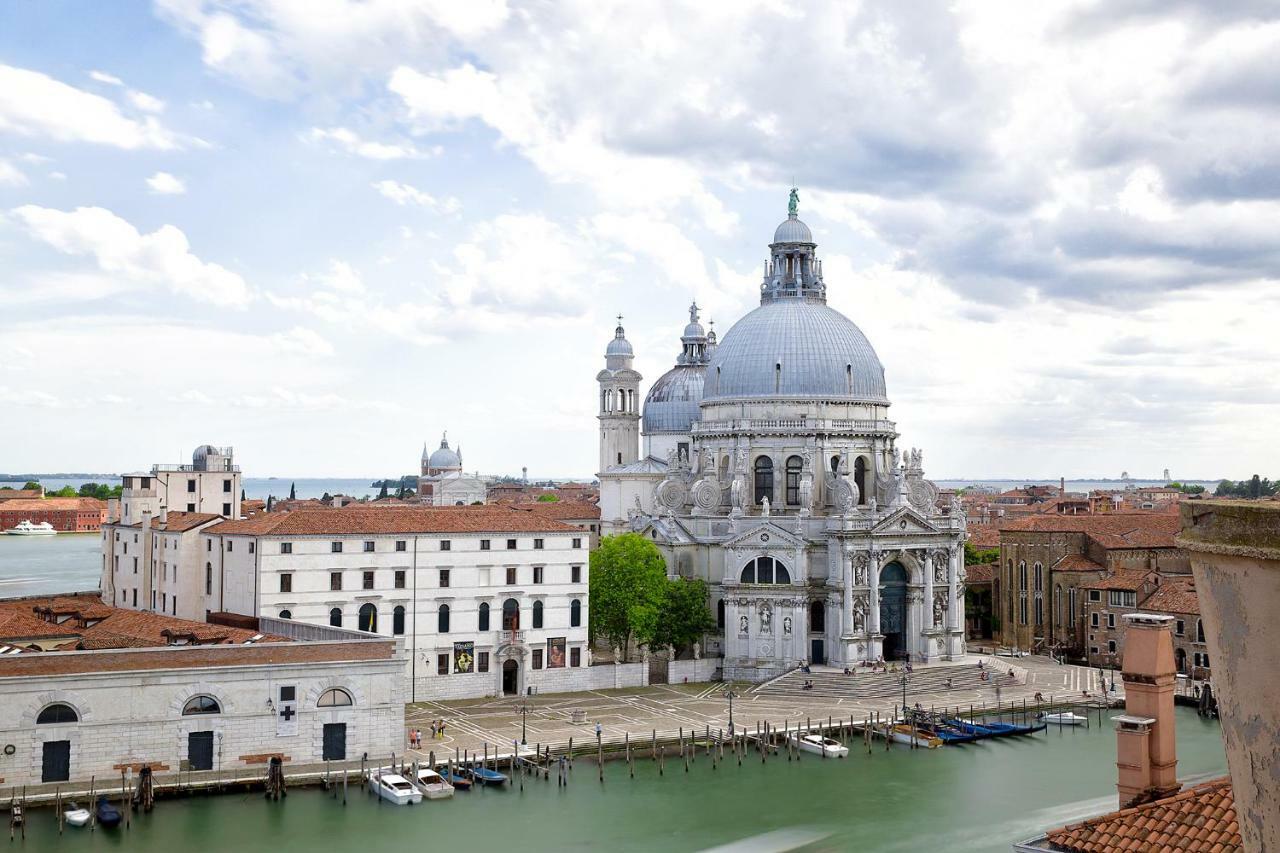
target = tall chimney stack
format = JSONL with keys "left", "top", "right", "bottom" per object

{"left": 1114, "top": 613, "right": 1180, "bottom": 808}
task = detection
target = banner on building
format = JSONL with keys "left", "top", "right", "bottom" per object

{"left": 453, "top": 641, "right": 475, "bottom": 674}
{"left": 547, "top": 636, "right": 566, "bottom": 668}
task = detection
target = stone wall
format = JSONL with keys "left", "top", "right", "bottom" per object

{"left": 668, "top": 657, "right": 720, "bottom": 683}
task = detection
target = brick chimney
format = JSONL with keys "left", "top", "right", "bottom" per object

{"left": 1114, "top": 613, "right": 1180, "bottom": 808}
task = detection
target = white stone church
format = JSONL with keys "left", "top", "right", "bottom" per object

{"left": 598, "top": 191, "right": 967, "bottom": 680}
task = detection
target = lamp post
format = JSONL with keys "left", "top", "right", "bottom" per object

{"left": 519, "top": 704, "right": 528, "bottom": 746}
{"left": 900, "top": 672, "right": 909, "bottom": 716}
{"left": 725, "top": 688, "right": 737, "bottom": 735}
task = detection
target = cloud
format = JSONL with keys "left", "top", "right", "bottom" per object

{"left": 146, "top": 171, "right": 187, "bottom": 194}
{"left": 306, "top": 126, "right": 432, "bottom": 160}
{"left": 10, "top": 205, "right": 251, "bottom": 306}
{"left": 88, "top": 70, "right": 124, "bottom": 86}
{"left": 128, "top": 90, "right": 166, "bottom": 113}
{"left": 0, "top": 158, "right": 26, "bottom": 186}
{"left": 270, "top": 326, "right": 333, "bottom": 356}
{"left": 371, "top": 179, "right": 458, "bottom": 213}
{"left": 0, "top": 63, "right": 180, "bottom": 149}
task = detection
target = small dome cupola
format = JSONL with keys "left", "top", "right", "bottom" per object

{"left": 762, "top": 187, "right": 825, "bottom": 304}
{"left": 676, "top": 301, "right": 710, "bottom": 365}
{"left": 427, "top": 433, "right": 462, "bottom": 470}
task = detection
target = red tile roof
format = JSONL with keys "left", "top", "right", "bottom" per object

{"left": 966, "top": 524, "right": 1002, "bottom": 549}
{"left": 0, "top": 497, "right": 105, "bottom": 511}
{"left": 1142, "top": 578, "right": 1200, "bottom": 615}
{"left": 1043, "top": 778, "right": 1239, "bottom": 852}
{"left": 1000, "top": 513, "right": 1181, "bottom": 549}
{"left": 1053, "top": 554, "right": 1108, "bottom": 572}
{"left": 1083, "top": 570, "right": 1149, "bottom": 591}
{"left": 512, "top": 501, "right": 601, "bottom": 521}
{"left": 208, "top": 506, "right": 580, "bottom": 536}
{"left": 0, "top": 639, "right": 397, "bottom": 677}
{"left": 0, "top": 489, "right": 44, "bottom": 501}
{"left": 111, "top": 511, "right": 223, "bottom": 532}
{"left": 0, "top": 610, "right": 81, "bottom": 641}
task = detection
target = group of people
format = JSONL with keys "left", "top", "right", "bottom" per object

{"left": 407, "top": 720, "right": 449, "bottom": 749}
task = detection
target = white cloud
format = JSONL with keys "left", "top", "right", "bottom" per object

{"left": 270, "top": 326, "right": 334, "bottom": 356}
{"left": 313, "top": 259, "right": 364, "bottom": 294}
{"left": 146, "top": 171, "right": 187, "bottom": 194}
{"left": 89, "top": 70, "right": 124, "bottom": 86}
{"left": 0, "top": 158, "right": 26, "bottom": 186}
{"left": 128, "top": 90, "right": 166, "bottom": 113}
{"left": 0, "top": 64, "right": 180, "bottom": 149}
{"left": 306, "top": 126, "right": 431, "bottom": 160}
{"left": 371, "top": 179, "right": 458, "bottom": 213}
{"left": 10, "top": 205, "right": 251, "bottom": 307}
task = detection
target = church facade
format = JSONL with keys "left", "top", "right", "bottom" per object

{"left": 598, "top": 192, "right": 967, "bottom": 680}
{"left": 419, "top": 434, "right": 487, "bottom": 506}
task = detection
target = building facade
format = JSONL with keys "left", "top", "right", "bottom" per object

{"left": 118, "top": 444, "right": 242, "bottom": 525}
{"left": 0, "top": 497, "right": 106, "bottom": 532}
{"left": 101, "top": 511, "right": 223, "bottom": 620}
{"left": 418, "top": 434, "right": 487, "bottom": 505}
{"left": 598, "top": 193, "right": 966, "bottom": 679}
{"left": 203, "top": 506, "right": 593, "bottom": 701}
{"left": 1081, "top": 574, "right": 1207, "bottom": 676}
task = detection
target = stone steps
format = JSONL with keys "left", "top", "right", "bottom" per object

{"left": 753, "top": 664, "right": 1001, "bottom": 700}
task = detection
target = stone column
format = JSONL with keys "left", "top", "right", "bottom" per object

{"left": 868, "top": 551, "right": 881, "bottom": 635}
{"left": 947, "top": 546, "right": 960, "bottom": 630}
{"left": 922, "top": 551, "right": 935, "bottom": 630}
{"left": 841, "top": 551, "right": 853, "bottom": 639}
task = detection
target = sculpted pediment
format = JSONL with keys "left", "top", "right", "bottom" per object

{"left": 723, "top": 520, "right": 805, "bottom": 549}
{"left": 870, "top": 506, "right": 940, "bottom": 536}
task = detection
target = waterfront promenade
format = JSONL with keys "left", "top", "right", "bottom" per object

{"left": 404, "top": 655, "right": 1117, "bottom": 761}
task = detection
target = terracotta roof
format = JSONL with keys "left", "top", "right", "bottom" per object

{"left": 966, "top": 524, "right": 1002, "bottom": 549}
{"left": 965, "top": 563, "right": 996, "bottom": 583}
{"left": 109, "top": 511, "right": 222, "bottom": 533}
{"left": 208, "top": 506, "right": 579, "bottom": 536}
{"left": 1043, "top": 777, "right": 1238, "bottom": 852}
{"left": 1053, "top": 554, "right": 1108, "bottom": 572}
{"left": 0, "top": 497, "right": 105, "bottom": 511}
{"left": 1000, "top": 513, "right": 1181, "bottom": 549}
{"left": 0, "top": 489, "right": 44, "bottom": 500}
{"left": 0, "top": 610, "right": 80, "bottom": 641}
{"left": 1143, "top": 578, "right": 1200, "bottom": 615}
{"left": 1083, "top": 570, "right": 1149, "bottom": 591}
{"left": 512, "top": 501, "right": 601, "bottom": 521}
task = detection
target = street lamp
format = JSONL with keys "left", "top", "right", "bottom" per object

{"left": 725, "top": 688, "right": 737, "bottom": 735}
{"left": 519, "top": 704, "right": 528, "bottom": 746}
{"left": 900, "top": 672, "right": 909, "bottom": 716}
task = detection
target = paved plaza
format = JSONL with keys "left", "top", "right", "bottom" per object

{"left": 403, "top": 655, "right": 1117, "bottom": 760}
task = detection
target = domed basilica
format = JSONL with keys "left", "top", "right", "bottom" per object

{"left": 598, "top": 191, "right": 967, "bottom": 678}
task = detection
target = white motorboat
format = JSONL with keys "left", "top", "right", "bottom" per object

{"left": 788, "top": 733, "right": 848, "bottom": 758}
{"left": 4, "top": 520, "right": 56, "bottom": 536}
{"left": 412, "top": 767, "right": 455, "bottom": 800}
{"left": 886, "top": 724, "right": 943, "bottom": 749}
{"left": 63, "top": 803, "right": 91, "bottom": 827}
{"left": 371, "top": 770, "right": 421, "bottom": 805}
{"left": 1038, "top": 712, "right": 1088, "bottom": 726}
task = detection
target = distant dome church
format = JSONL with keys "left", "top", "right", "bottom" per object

{"left": 418, "top": 433, "right": 487, "bottom": 505}
{"left": 597, "top": 190, "right": 967, "bottom": 677}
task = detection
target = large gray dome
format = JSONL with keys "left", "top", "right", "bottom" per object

{"left": 703, "top": 300, "right": 888, "bottom": 404}
{"left": 643, "top": 365, "right": 706, "bottom": 433}
{"left": 427, "top": 436, "right": 461, "bottom": 470}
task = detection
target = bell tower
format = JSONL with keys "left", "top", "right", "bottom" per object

{"left": 597, "top": 316, "right": 641, "bottom": 474}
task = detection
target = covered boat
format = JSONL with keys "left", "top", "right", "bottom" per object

{"left": 95, "top": 796, "right": 122, "bottom": 828}
{"left": 413, "top": 767, "right": 455, "bottom": 800}
{"left": 371, "top": 770, "right": 422, "bottom": 805}
{"left": 788, "top": 733, "right": 848, "bottom": 758}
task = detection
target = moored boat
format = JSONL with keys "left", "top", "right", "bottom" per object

{"left": 413, "top": 767, "right": 455, "bottom": 799}
{"left": 371, "top": 770, "right": 422, "bottom": 805}
{"left": 64, "top": 803, "right": 91, "bottom": 828}
{"left": 95, "top": 796, "right": 121, "bottom": 828}
{"left": 942, "top": 718, "right": 1001, "bottom": 739}
{"left": 1038, "top": 711, "right": 1088, "bottom": 726}
{"left": 441, "top": 769, "right": 472, "bottom": 790}
{"left": 4, "top": 520, "right": 57, "bottom": 536}
{"left": 466, "top": 766, "right": 508, "bottom": 786}
{"left": 886, "top": 724, "right": 942, "bottom": 748}
{"left": 788, "top": 733, "right": 848, "bottom": 758}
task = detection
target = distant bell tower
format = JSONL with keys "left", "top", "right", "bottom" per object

{"left": 597, "top": 315, "right": 641, "bottom": 474}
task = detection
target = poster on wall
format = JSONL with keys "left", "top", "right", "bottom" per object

{"left": 454, "top": 641, "right": 474, "bottom": 673}
{"left": 547, "top": 637, "right": 566, "bottom": 668}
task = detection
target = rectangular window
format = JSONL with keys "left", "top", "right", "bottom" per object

{"left": 330, "top": 571, "right": 342, "bottom": 591}
{"left": 1107, "top": 590, "right": 1137, "bottom": 607}
{"left": 533, "top": 538, "right": 544, "bottom": 550}
{"left": 1107, "top": 640, "right": 1116, "bottom": 653}
{"left": 439, "top": 569, "right": 450, "bottom": 588}
{"left": 1090, "top": 646, "right": 1098, "bottom": 654}
{"left": 480, "top": 539, "right": 491, "bottom": 551}
{"left": 223, "top": 479, "right": 232, "bottom": 492}
{"left": 249, "top": 541, "right": 255, "bottom": 554}
{"left": 506, "top": 566, "right": 517, "bottom": 586}
{"left": 533, "top": 566, "right": 544, "bottom": 584}
{"left": 280, "top": 573, "right": 292, "bottom": 593}
{"left": 227, "top": 540, "right": 233, "bottom": 552}
{"left": 188, "top": 479, "right": 196, "bottom": 493}
{"left": 280, "top": 685, "right": 296, "bottom": 702}
{"left": 440, "top": 540, "right": 451, "bottom": 551}
{"left": 394, "top": 570, "right": 406, "bottom": 589}
{"left": 1088, "top": 590, "right": 1101, "bottom": 602}
{"left": 570, "top": 647, "right": 581, "bottom": 667}
{"left": 571, "top": 565, "right": 582, "bottom": 583}
{"left": 395, "top": 540, "right": 406, "bottom": 552}
{"left": 532, "top": 648, "right": 543, "bottom": 669}
{"left": 133, "top": 556, "right": 138, "bottom": 573}
{"left": 507, "top": 538, "right": 517, "bottom": 550}
{"left": 205, "top": 565, "right": 212, "bottom": 595}
{"left": 281, "top": 542, "right": 292, "bottom": 554}
{"left": 1176, "top": 619, "right": 1185, "bottom": 636}
{"left": 132, "top": 589, "right": 137, "bottom": 606}
{"left": 222, "top": 502, "right": 231, "bottom": 516}
{"left": 363, "top": 570, "right": 375, "bottom": 590}
{"left": 188, "top": 503, "right": 197, "bottom": 512}
{"left": 1107, "top": 613, "right": 1116, "bottom": 629}
{"left": 206, "top": 539, "right": 211, "bottom": 552}
{"left": 437, "top": 654, "right": 449, "bottom": 676}
{"left": 478, "top": 652, "right": 490, "bottom": 673}
{"left": 331, "top": 541, "right": 343, "bottom": 553}
{"left": 1090, "top": 612, "right": 1099, "bottom": 628}
{"left": 364, "top": 540, "right": 375, "bottom": 553}
{"left": 572, "top": 537, "right": 582, "bottom": 549}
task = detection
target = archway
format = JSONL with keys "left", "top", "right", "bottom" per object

{"left": 1175, "top": 647, "right": 1187, "bottom": 674}
{"left": 879, "top": 561, "right": 908, "bottom": 661}
{"left": 502, "top": 659, "right": 520, "bottom": 696}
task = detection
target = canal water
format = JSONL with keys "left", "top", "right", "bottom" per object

{"left": 0, "top": 533, "right": 99, "bottom": 598}
{"left": 16, "top": 708, "right": 1225, "bottom": 852}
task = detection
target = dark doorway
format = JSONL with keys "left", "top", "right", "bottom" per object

{"left": 502, "top": 659, "right": 519, "bottom": 695}
{"left": 809, "top": 600, "right": 825, "bottom": 633}
{"left": 810, "top": 639, "right": 825, "bottom": 665}
{"left": 187, "top": 730, "right": 214, "bottom": 771}
{"left": 322, "top": 723, "right": 347, "bottom": 761}
{"left": 41, "top": 740, "right": 70, "bottom": 783}
{"left": 879, "top": 561, "right": 908, "bottom": 661}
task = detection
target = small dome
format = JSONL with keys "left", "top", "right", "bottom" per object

{"left": 606, "top": 319, "right": 633, "bottom": 357}
{"left": 773, "top": 214, "right": 813, "bottom": 244}
{"left": 428, "top": 436, "right": 461, "bottom": 470}
{"left": 643, "top": 365, "right": 706, "bottom": 434}
{"left": 682, "top": 320, "right": 705, "bottom": 339}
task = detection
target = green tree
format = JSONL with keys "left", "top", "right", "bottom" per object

{"left": 588, "top": 533, "right": 668, "bottom": 661}
{"left": 650, "top": 577, "right": 716, "bottom": 656}
{"left": 23, "top": 480, "right": 40, "bottom": 491}
{"left": 49, "top": 485, "right": 78, "bottom": 498}
{"left": 378, "top": 482, "right": 389, "bottom": 499}
{"left": 536, "top": 493, "right": 560, "bottom": 502}
{"left": 964, "top": 540, "right": 998, "bottom": 565}
{"left": 1249, "top": 474, "right": 1262, "bottom": 499}
{"left": 289, "top": 482, "right": 297, "bottom": 500}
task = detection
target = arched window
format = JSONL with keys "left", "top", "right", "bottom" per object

{"left": 1196, "top": 619, "right": 1205, "bottom": 643}
{"left": 1055, "top": 585, "right": 1062, "bottom": 628}
{"left": 570, "top": 598, "right": 582, "bottom": 628}
{"left": 502, "top": 598, "right": 520, "bottom": 631}
{"left": 739, "top": 556, "right": 791, "bottom": 584}
{"left": 854, "top": 457, "right": 867, "bottom": 505}
{"left": 359, "top": 603, "right": 378, "bottom": 633}
{"left": 532, "top": 600, "right": 544, "bottom": 629}
{"left": 329, "top": 607, "right": 342, "bottom": 628}
{"left": 392, "top": 605, "right": 405, "bottom": 636}
{"left": 716, "top": 599, "right": 725, "bottom": 630}
{"left": 830, "top": 455, "right": 840, "bottom": 475}
{"left": 182, "top": 695, "right": 220, "bottom": 715}
{"left": 278, "top": 609, "right": 292, "bottom": 620}
{"left": 1033, "top": 563, "right": 1044, "bottom": 627}
{"left": 36, "top": 703, "right": 78, "bottom": 725}
{"left": 317, "top": 688, "right": 353, "bottom": 707}
{"left": 753, "top": 456, "right": 773, "bottom": 506}
{"left": 438, "top": 604, "right": 450, "bottom": 633}
{"left": 785, "top": 455, "right": 803, "bottom": 505}
{"left": 810, "top": 600, "right": 825, "bottom": 633}
{"left": 478, "top": 601, "right": 490, "bottom": 631}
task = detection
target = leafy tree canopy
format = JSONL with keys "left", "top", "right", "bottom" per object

{"left": 1215, "top": 476, "right": 1277, "bottom": 498}
{"left": 964, "top": 540, "right": 999, "bottom": 565}
{"left": 588, "top": 533, "right": 668, "bottom": 661}
{"left": 650, "top": 577, "right": 717, "bottom": 655}
{"left": 536, "top": 493, "right": 560, "bottom": 502}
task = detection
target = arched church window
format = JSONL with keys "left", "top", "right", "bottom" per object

{"left": 739, "top": 556, "right": 791, "bottom": 585}
{"left": 830, "top": 456, "right": 840, "bottom": 475}
{"left": 854, "top": 457, "right": 867, "bottom": 505}
{"left": 785, "top": 456, "right": 803, "bottom": 505}
{"left": 753, "top": 456, "right": 773, "bottom": 506}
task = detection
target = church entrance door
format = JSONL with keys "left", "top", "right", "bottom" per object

{"left": 810, "top": 639, "right": 825, "bottom": 665}
{"left": 502, "top": 659, "right": 520, "bottom": 696}
{"left": 879, "top": 562, "right": 908, "bottom": 661}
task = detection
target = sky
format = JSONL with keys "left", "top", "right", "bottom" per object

{"left": 1, "top": 1, "right": 1278, "bottom": 482}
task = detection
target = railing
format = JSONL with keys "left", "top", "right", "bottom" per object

{"left": 152, "top": 464, "right": 242, "bottom": 473}
{"left": 692, "top": 418, "right": 896, "bottom": 435}
{"left": 497, "top": 630, "right": 527, "bottom": 646}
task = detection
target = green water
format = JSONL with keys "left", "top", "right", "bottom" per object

{"left": 17, "top": 709, "right": 1225, "bottom": 853}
